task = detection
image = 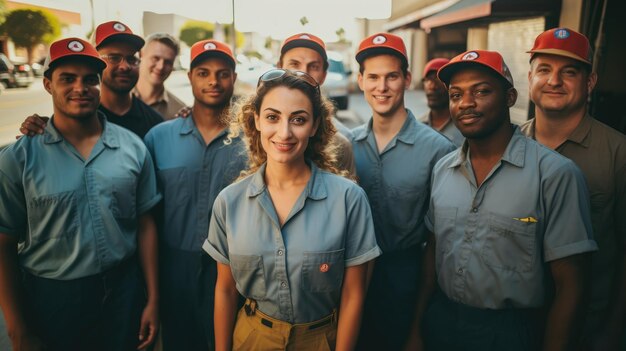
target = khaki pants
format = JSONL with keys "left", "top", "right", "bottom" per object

{"left": 233, "top": 300, "right": 337, "bottom": 351}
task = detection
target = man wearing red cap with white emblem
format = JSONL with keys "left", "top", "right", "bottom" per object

{"left": 409, "top": 49, "right": 596, "bottom": 351}
{"left": 418, "top": 58, "right": 464, "bottom": 147}
{"left": 521, "top": 27, "right": 626, "bottom": 350}
{"left": 351, "top": 33, "right": 455, "bottom": 351}
{"left": 0, "top": 37, "right": 161, "bottom": 351}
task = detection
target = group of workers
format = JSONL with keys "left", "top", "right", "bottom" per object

{"left": 0, "top": 17, "right": 624, "bottom": 351}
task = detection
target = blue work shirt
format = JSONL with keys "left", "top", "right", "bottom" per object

{"left": 204, "top": 162, "right": 381, "bottom": 323}
{"left": 426, "top": 127, "right": 597, "bottom": 309}
{"left": 144, "top": 115, "right": 247, "bottom": 251}
{"left": 0, "top": 113, "right": 161, "bottom": 280}
{"left": 351, "top": 110, "right": 456, "bottom": 252}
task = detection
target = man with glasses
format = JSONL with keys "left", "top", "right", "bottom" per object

{"left": 144, "top": 39, "right": 247, "bottom": 351}
{"left": 419, "top": 58, "right": 464, "bottom": 147}
{"left": 133, "top": 33, "right": 186, "bottom": 120}
{"left": 19, "top": 21, "right": 163, "bottom": 139}
{"left": 0, "top": 37, "right": 161, "bottom": 351}
{"left": 351, "top": 33, "right": 455, "bottom": 350}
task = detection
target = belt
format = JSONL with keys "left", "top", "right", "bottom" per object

{"left": 244, "top": 299, "right": 336, "bottom": 331}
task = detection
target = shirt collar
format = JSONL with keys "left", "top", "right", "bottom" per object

{"left": 247, "top": 161, "right": 328, "bottom": 200}
{"left": 353, "top": 109, "right": 419, "bottom": 145}
{"left": 179, "top": 113, "right": 195, "bottom": 135}
{"left": 44, "top": 111, "right": 119, "bottom": 148}
{"left": 565, "top": 113, "right": 593, "bottom": 147}
{"left": 449, "top": 125, "right": 526, "bottom": 169}
{"left": 132, "top": 87, "right": 168, "bottom": 105}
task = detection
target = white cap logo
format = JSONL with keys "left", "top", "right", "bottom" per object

{"left": 462, "top": 51, "right": 479, "bottom": 61}
{"left": 204, "top": 42, "right": 217, "bottom": 50}
{"left": 67, "top": 40, "right": 85, "bottom": 52}
{"left": 113, "top": 23, "right": 126, "bottom": 32}
{"left": 299, "top": 34, "right": 311, "bottom": 39}
{"left": 554, "top": 28, "right": 570, "bottom": 39}
{"left": 372, "top": 35, "right": 387, "bottom": 45}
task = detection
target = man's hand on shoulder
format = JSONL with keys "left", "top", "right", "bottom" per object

{"left": 16, "top": 114, "right": 48, "bottom": 139}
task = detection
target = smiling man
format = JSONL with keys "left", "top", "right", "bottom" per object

{"left": 350, "top": 33, "right": 455, "bottom": 351}
{"left": 143, "top": 39, "right": 247, "bottom": 351}
{"left": 0, "top": 37, "right": 161, "bottom": 351}
{"left": 521, "top": 28, "right": 626, "bottom": 349}
{"left": 133, "top": 33, "right": 186, "bottom": 120}
{"left": 411, "top": 50, "right": 597, "bottom": 351}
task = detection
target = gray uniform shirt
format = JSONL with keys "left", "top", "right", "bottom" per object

{"left": 351, "top": 110, "right": 455, "bottom": 252}
{"left": 418, "top": 110, "right": 465, "bottom": 147}
{"left": 204, "top": 163, "right": 381, "bottom": 323}
{"left": 426, "top": 127, "right": 597, "bottom": 309}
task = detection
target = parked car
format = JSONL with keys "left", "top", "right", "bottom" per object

{"left": 0, "top": 53, "right": 35, "bottom": 89}
{"left": 323, "top": 51, "right": 351, "bottom": 110}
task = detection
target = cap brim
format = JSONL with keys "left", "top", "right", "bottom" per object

{"left": 97, "top": 33, "right": 145, "bottom": 51}
{"left": 356, "top": 47, "right": 407, "bottom": 65}
{"left": 438, "top": 61, "right": 513, "bottom": 88}
{"left": 527, "top": 49, "right": 591, "bottom": 65}
{"left": 190, "top": 51, "right": 236, "bottom": 69}
{"left": 281, "top": 39, "right": 327, "bottom": 62}
{"left": 44, "top": 55, "right": 107, "bottom": 76}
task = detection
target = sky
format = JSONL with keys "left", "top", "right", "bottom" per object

{"left": 14, "top": 0, "right": 391, "bottom": 42}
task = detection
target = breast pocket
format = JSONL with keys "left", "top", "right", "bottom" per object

{"left": 27, "top": 190, "right": 79, "bottom": 242}
{"left": 481, "top": 213, "right": 537, "bottom": 273}
{"left": 385, "top": 186, "right": 425, "bottom": 232}
{"left": 111, "top": 177, "right": 137, "bottom": 219}
{"left": 158, "top": 167, "right": 190, "bottom": 207}
{"left": 302, "top": 249, "right": 345, "bottom": 293}
{"left": 230, "top": 254, "right": 267, "bottom": 300}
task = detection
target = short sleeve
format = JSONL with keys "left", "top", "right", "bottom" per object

{"left": 0, "top": 151, "right": 27, "bottom": 237}
{"left": 136, "top": 146, "right": 162, "bottom": 215}
{"left": 203, "top": 195, "right": 231, "bottom": 265}
{"left": 543, "top": 161, "right": 598, "bottom": 261}
{"left": 344, "top": 185, "right": 381, "bottom": 266}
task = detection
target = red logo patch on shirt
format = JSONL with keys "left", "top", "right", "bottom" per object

{"left": 319, "top": 263, "right": 330, "bottom": 273}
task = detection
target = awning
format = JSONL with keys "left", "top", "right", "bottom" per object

{"left": 420, "top": 0, "right": 494, "bottom": 31}
{"left": 419, "top": 0, "right": 557, "bottom": 31}
{"left": 384, "top": 0, "right": 461, "bottom": 31}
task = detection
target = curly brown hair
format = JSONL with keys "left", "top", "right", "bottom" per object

{"left": 227, "top": 70, "right": 348, "bottom": 178}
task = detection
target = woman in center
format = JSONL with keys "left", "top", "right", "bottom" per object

{"left": 203, "top": 69, "right": 381, "bottom": 351}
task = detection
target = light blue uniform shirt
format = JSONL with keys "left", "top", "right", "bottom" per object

{"left": 426, "top": 127, "right": 598, "bottom": 309}
{"left": 204, "top": 163, "right": 381, "bottom": 323}
{"left": 0, "top": 114, "right": 161, "bottom": 280}
{"left": 144, "top": 115, "right": 247, "bottom": 251}
{"left": 351, "top": 110, "right": 456, "bottom": 252}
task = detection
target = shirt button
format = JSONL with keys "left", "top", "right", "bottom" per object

{"left": 472, "top": 207, "right": 478, "bottom": 213}
{"left": 281, "top": 281, "right": 287, "bottom": 288}
{"left": 457, "top": 268, "right": 464, "bottom": 274}
{"left": 278, "top": 250, "right": 284, "bottom": 256}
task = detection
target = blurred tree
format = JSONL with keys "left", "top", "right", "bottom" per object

{"left": 336, "top": 27, "right": 347, "bottom": 43}
{"left": 223, "top": 24, "right": 245, "bottom": 49}
{"left": 179, "top": 20, "right": 214, "bottom": 47}
{"left": 300, "top": 16, "right": 309, "bottom": 26}
{"left": 0, "top": 9, "right": 60, "bottom": 63}
{"left": 41, "top": 9, "right": 63, "bottom": 44}
{"left": 0, "top": 0, "right": 6, "bottom": 25}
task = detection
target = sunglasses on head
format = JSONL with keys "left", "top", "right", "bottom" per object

{"left": 257, "top": 69, "right": 320, "bottom": 95}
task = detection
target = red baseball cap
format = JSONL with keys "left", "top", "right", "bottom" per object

{"left": 43, "top": 37, "right": 107, "bottom": 77}
{"left": 423, "top": 58, "right": 450, "bottom": 78}
{"left": 94, "top": 21, "right": 145, "bottom": 51}
{"left": 280, "top": 33, "right": 328, "bottom": 69}
{"left": 190, "top": 39, "right": 236, "bottom": 69}
{"left": 527, "top": 27, "right": 592, "bottom": 65}
{"left": 438, "top": 50, "right": 514, "bottom": 88}
{"left": 356, "top": 33, "right": 408, "bottom": 66}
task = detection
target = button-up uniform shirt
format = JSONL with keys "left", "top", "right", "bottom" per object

{"left": 144, "top": 115, "right": 247, "bottom": 251}
{"left": 351, "top": 110, "right": 455, "bottom": 252}
{"left": 521, "top": 115, "right": 626, "bottom": 318}
{"left": 426, "top": 127, "right": 597, "bottom": 309}
{"left": 204, "top": 163, "right": 381, "bottom": 323}
{"left": 418, "top": 110, "right": 465, "bottom": 147}
{"left": 0, "top": 114, "right": 161, "bottom": 280}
